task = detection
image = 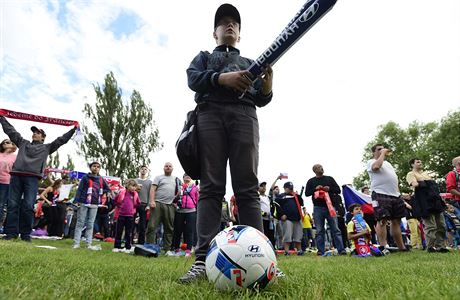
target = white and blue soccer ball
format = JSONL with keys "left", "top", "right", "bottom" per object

{"left": 205, "top": 225, "right": 277, "bottom": 290}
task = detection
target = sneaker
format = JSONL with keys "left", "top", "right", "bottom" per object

{"left": 2, "top": 235, "right": 17, "bottom": 241}
{"left": 72, "top": 244, "right": 80, "bottom": 249}
{"left": 297, "top": 250, "right": 304, "bottom": 256}
{"left": 112, "top": 248, "right": 123, "bottom": 253}
{"left": 123, "top": 248, "right": 135, "bottom": 254}
{"left": 437, "top": 247, "right": 450, "bottom": 253}
{"left": 87, "top": 245, "right": 102, "bottom": 251}
{"left": 276, "top": 267, "right": 286, "bottom": 278}
{"left": 178, "top": 261, "right": 206, "bottom": 284}
{"left": 284, "top": 251, "right": 290, "bottom": 256}
{"left": 166, "top": 250, "right": 177, "bottom": 257}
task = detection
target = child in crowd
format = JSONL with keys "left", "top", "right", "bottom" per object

{"left": 347, "top": 204, "right": 373, "bottom": 256}
{"left": 73, "top": 162, "right": 110, "bottom": 250}
{"left": 112, "top": 179, "right": 140, "bottom": 253}
{"left": 444, "top": 204, "right": 460, "bottom": 249}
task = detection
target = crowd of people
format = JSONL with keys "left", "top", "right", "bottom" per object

{"left": 1, "top": 117, "right": 459, "bottom": 258}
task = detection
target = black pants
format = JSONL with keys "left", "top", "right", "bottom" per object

{"left": 45, "top": 203, "right": 66, "bottom": 237}
{"left": 136, "top": 204, "right": 148, "bottom": 245}
{"left": 262, "top": 219, "right": 276, "bottom": 247}
{"left": 364, "top": 213, "right": 377, "bottom": 244}
{"left": 195, "top": 103, "right": 263, "bottom": 260}
{"left": 336, "top": 216, "right": 348, "bottom": 248}
{"left": 114, "top": 216, "right": 134, "bottom": 249}
{"left": 97, "top": 214, "right": 109, "bottom": 238}
{"left": 171, "top": 211, "right": 197, "bottom": 250}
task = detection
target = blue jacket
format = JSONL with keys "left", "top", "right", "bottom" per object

{"left": 275, "top": 193, "right": 304, "bottom": 222}
{"left": 187, "top": 45, "right": 272, "bottom": 107}
{"left": 75, "top": 173, "right": 110, "bottom": 205}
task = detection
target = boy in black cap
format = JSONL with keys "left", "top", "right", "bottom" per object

{"left": 0, "top": 116, "right": 76, "bottom": 241}
{"left": 180, "top": 3, "right": 274, "bottom": 283}
{"left": 274, "top": 182, "right": 305, "bottom": 256}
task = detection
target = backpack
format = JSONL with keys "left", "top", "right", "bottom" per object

{"left": 176, "top": 107, "right": 200, "bottom": 179}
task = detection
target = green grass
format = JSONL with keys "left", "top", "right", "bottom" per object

{"left": 0, "top": 239, "right": 459, "bottom": 299}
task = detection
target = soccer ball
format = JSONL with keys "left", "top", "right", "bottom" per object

{"left": 205, "top": 225, "right": 277, "bottom": 290}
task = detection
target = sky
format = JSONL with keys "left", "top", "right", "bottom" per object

{"left": 1, "top": 0, "right": 459, "bottom": 209}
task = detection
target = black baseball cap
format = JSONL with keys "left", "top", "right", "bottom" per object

{"left": 259, "top": 181, "right": 267, "bottom": 187}
{"left": 31, "top": 126, "right": 46, "bottom": 137}
{"left": 214, "top": 4, "right": 241, "bottom": 29}
{"left": 283, "top": 181, "right": 294, "bottom": 190}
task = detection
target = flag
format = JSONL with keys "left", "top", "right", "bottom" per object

{"left": 342, "top": 185, "right": 374, "bottom": 215}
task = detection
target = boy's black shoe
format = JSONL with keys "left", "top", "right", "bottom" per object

{"left": 437, "top": 248, "right": 450, "bottom": 253}
{"left": 427, "top": 247, "right": 437, "bottom": 253}
{"left": 178, "top": 261, "right": 206, "bottom": 284}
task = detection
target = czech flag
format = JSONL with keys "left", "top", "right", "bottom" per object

{"left": 342, "top": 185, "right": 374, "bottom": 215}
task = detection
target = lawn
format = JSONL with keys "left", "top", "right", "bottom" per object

{"left": 0, "top": 239, "right": 459, "bottom": 299}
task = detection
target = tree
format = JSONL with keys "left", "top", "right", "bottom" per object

{"left": 47, "top": 152, "right": 61, "bottom": 169}
{"left": 78, "top": 72, "right": 162, "bottom": 179}
{"left": 65, "top": 154, "right": 75, "bottom": 171}
{"left": 426, "top": 110, "right": 460, "bottom": 178}
{"left": 353, "top": 121, "right": 437, "bottom": 193}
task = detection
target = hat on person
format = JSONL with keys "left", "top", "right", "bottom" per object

{"left": 31, "top": 126, "right": 46, "bottom": 137}
{"left": 259, "top": 181, "right": 267, "bottom": 187}
{"left": 283, "top": 181, "right": 294, "bottom": 190}
{"left": 214, "top": 3, "right": 241, "bottom": 29}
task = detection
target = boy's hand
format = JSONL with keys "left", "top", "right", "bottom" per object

{"left": 218, "top": 70, "right": 252, "bottom": 92}
{"left": 259, "top": 65, "right": 273, "bottom": 95}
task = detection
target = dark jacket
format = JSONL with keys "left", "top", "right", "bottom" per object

{"left": 0, "top": 116, "right": 75, "bottom": 177}
{"left": 187, "top": 45, "right": 272, "bottom": 107}
{"left": 305, "top": 175, "right": 341, "bottom": 208}
{"left": 275, "top": 193, "right": 304, "bottom": 222}
{"left": 412, "top": 180, "right": 445, "bottom": 218}
{"left": 75, "top": 173, "right": 111, "bottom": 205}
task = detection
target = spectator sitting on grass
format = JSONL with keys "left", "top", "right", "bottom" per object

{"left": 347, "top": 203, "right": 373, "bottom": 256}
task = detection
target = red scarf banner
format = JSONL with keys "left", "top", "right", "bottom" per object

{"left": 0, "top": 108, "right": 79, "bottom": 127}
{"left": 314, "top": 189, "right": 337, "bottom": 217}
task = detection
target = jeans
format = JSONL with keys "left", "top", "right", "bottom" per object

{"left": 0, "top": 183, "right": 9, "bottom": 227}
{"left": 73, "top": 205, "right": 98, "bottom": 246}
{"left": 194, "top": 103, "right": 263, "bottom": 260}
{"left": 301, "top": 228, "right": 315, "bottom": 250}
{"left": 313, "top": 206, "right": 345, "bottom": 254}
{"left": 4, "top": 175, "right": 39, "bottom": 240}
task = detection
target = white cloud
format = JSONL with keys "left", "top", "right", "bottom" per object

{"left": 1, "top": 0, "right": 459, "bottom": 211}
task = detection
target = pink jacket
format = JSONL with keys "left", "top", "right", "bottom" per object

{"left": 181, "top": 184, "right": 199, "bottom": 209}
{"left": 0, "top": 153, "right": 16, "bottom": 184}
{"left": 114, "top": 189, "right": 140, "bottom": 220}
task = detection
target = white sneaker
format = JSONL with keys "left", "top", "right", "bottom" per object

{"left": 72, "top": 244, "right": 80, "bottom": 249}
{"left": 165, "top": 250, "right": 177, "bottom": 257}
{"left": 123, "top": 248, "right": 134, "bottom": 254}
{"left": 112, "top": 248, "right": 123, "bottom": 253}
{"left": 87, "top": 245, "right": 102, "bottom": 251}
